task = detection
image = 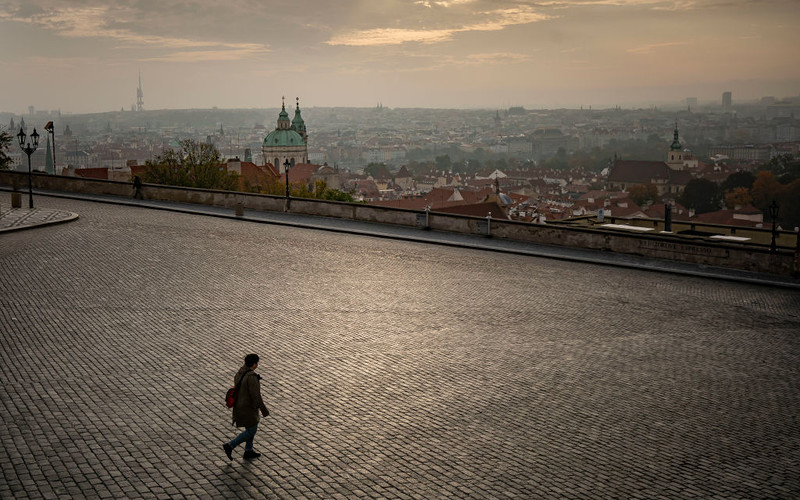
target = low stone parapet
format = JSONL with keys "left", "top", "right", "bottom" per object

{"left": 1, "top": 170, "right": 796, "bottom": 277}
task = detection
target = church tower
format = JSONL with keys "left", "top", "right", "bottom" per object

{"left": 291, "top": 97, "right": 307, "bottom": 142}
{"left": 262, "top": 97, "right": 308, "bottom": 172}
{"left": 666, "top": 121, "right": 684, "bottom": 171}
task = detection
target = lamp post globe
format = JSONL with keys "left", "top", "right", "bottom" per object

{"left": 284, "top": 159, "right": 291, "bottom": 200}
{"left": 17, "top": 127, "right": 40, "bottom": 209}
{"left": 44, "top": 121, "right": 56, "bottom": 175}
{"left": 769, "top": 200, "right": 779, "bottom": 252}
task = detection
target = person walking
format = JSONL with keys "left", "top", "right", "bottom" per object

{"left": 132, "top": 175, "right": 143, "bottom": 199}
{"left": 223, "top": 353, "right": 269, "bottom": 460}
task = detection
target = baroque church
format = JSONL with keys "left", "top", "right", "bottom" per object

{"left": 262, "top": 97, "right": 308, "bottom": 174}
{"left": 606, "top": 123, "right": 693, "bottom": 197}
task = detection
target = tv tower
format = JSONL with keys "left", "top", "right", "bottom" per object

{"left": 136, "top": 72, "right": 144, "bottom": 112}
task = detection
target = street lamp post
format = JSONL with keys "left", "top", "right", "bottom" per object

{"left": 17, "top": 127, "right": 40, "bottom": 209}
{"left": 44, "top": 121, "right": 56, "bottom": 175}
{"left": 769, "top": 200, "right": 779, "bottom": 253}
{"left": 284, "top": 159, "right": 291, "bottom": 208}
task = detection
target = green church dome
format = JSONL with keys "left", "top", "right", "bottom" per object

{"left": 263, "top": 128, "right": 304, "bottom": 147}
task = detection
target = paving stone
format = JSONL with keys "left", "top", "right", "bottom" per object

{"left": 1, "top": 193, "right": 799, "bottom": 499}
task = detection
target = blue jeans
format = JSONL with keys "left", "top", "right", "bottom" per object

{"left": 228, "top": 424, "right": 258, "bottom": 451}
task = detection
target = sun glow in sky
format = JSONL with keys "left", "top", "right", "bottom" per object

{"left": 1, "top": 0, "right": 798, "bottom": 113}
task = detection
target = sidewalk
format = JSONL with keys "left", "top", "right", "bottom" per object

{"left": 3, "top": 188, "right": 800, "bottom": 289}
{"left": 0, "top": 205, "right": 78, "bottom": 233}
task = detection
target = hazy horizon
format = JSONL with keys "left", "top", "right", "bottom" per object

{"left": 2, "top": 0, "right": 799, "bottom": 115}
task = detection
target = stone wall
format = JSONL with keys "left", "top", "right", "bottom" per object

{"left": 2, "top": 170, "right": 797, "bottom": 276}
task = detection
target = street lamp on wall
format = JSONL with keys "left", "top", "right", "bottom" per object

{"left": 17, "top": 127, "right": 39, "bottom": 209}
{"left": 284, "top": 159, "right": 291, "bottom": 199}
{"left": 769, "top": 200, "right": 779, "bottom": 252}
{"left": 283, "top": 159, "right": 292, "bottom": 212}
{"left": 44, "top": 121, "right": 56, "bottom": 175}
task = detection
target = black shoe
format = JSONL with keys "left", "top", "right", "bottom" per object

{"left": 243, "top": 450, "right": 261, "bottom": 459}
{"left": 223, "top": 443, "right": 233, "bottom": 460}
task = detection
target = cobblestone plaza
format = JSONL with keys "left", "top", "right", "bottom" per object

{"left": 2, "top": 195, "right": 799, "bottom": 499}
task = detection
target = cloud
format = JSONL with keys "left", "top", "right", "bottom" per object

{"left": 0, "top": 4, "right": 269, "bottom": 61}
{"left": 626, "top": 41, "right": 689, "bottom": 54}
{"left": 326, "top": 5, "right": 550, "bottom": 46}
{"left": 463, "top": 52, "right": 533, "bottom": 65}
{"left": 139, "top": 46, "right": 268, "bottom": 63}
{"left": 652, "top": 1, "right": 696, "bottom": 11}
{"left": 415, "top": 0, "right": 476, "bottom": 7}
{"left": 326, "top": 27, "right": 455, "bottom": 46}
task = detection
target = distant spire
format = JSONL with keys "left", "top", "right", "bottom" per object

{"left": 277, "top": 98, "right": 291, "bottom": 130}
{"left": 670, "top": 120, "right": 682, "bottom": 151}
{"left": 292, "top": 97, "right": 307, "bottom": 142}
{"left": 136, "top": 72, "right": 144, "bottom": 111}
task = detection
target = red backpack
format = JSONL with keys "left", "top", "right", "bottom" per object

{"left": 225, "top": 373, "right": 246, "bottom": 408}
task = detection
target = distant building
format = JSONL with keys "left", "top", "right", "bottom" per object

{"left": 507, "top": 137, "right": 533, "bottom": 160}
{"left": 707, "top": 144, "right": 775, "bottom": 162}
{"left": 606, "top": 123, "right": 692, "bottom": 196}
{"left": 262, "top": 98, "right": 308, "bottom": 173}
{"left": 531, "top": 128, "right": 578, "bottom": 160}
{"left": 722, "top": 91, "right": 732, "bottom": 113}
{"left": 310, "top": 164, "right": 342, "bottom": 190}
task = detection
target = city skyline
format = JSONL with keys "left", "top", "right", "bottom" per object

{"left": 1, "top": 0, "right": 799, "bottom": 114}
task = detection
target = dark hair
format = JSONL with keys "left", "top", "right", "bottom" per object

{"left": 244, "top": 354, "right": 259, "bottom": 367}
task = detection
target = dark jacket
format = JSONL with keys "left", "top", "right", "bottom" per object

{"left": 232, "top": 365, "right": 269, "bottom": 428}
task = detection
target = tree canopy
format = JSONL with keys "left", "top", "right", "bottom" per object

{"left": 628, "top": 183, "right": 660, "bottom": 207}
{"left": 720, "top": 170, "right": 756, "bottom": 193}
{"left": 678, "top": 178, "right": 722, "bottom": 214}
{"left": 363, "top": 162, "right": 387, "bottom": 178}
{"left": 723, "top": 187, "right": 753, "bottom": 209}
{"left": 0, "top": 128, "right": 13, "bottom": 170}
{"left": 751, "top": 171, "right": 782, "bottom": 210}
{"left": 142, "top": 139, "right": 238, "bottom": 190}
{"left": 764, "top": 154, "right": 800, "bottom": 183}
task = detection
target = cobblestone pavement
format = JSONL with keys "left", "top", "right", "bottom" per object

{"left": 0, "top": 205, "right": 78, "bottom": 233}
{"left": 2, "top": 194, "right": 799, "bottom": 499}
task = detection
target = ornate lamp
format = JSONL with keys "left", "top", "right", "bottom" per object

{"left": 17, "top": 127, "right": 40, "bottom": 208}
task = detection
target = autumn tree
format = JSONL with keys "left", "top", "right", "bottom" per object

{"left": 723, "top": 187, "right": 753, "bottom": 209}
{"left": 363, "top": 163, "right": 387, "bottom": 178}
{"left": 678, "top": 178, "right": 722, "bottom": 214}
{"left": 435, "top": 154, "right": 452, "bottom": 172}
{"left": 750, "top": 171, "right": 782, "bottom": 211}
{"left": 627, "top": 183, "right": 660, "bottom": 207}
{"left": 0, "top": 127, "right": 12, "bottom": 170}
{"left": 776, "top": 179, "right": 800, "bottom": 229}
{"left": 720, "top": 170, "right": 756, "bottom": 193}
{"left": 143, "top": 139, "right": 238, "bottom": 190}
{"left": 765, "top": 154, "right": 800, "bottom": 183}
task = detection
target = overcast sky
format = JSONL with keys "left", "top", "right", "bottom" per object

{"left": 1, "top": 0, "right": 798, "bottom": 114}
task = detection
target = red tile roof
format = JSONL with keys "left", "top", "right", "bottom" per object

{"left": 693, "top": 209, "right": 763, "bottom": 227}
{"left": 608, "top": 160, "right": 670, "bottom": 184}
{"left": 433, "top": 201, "right": 508, "bottom": 219}
{"left": 643, "top": 203, "right": 690, "bottom": 220}
{"left": 74, "top": 168, "right": 109, "bottom": 180}
{"left": 280, "top": 163, "right": 318, "bottom": 186}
